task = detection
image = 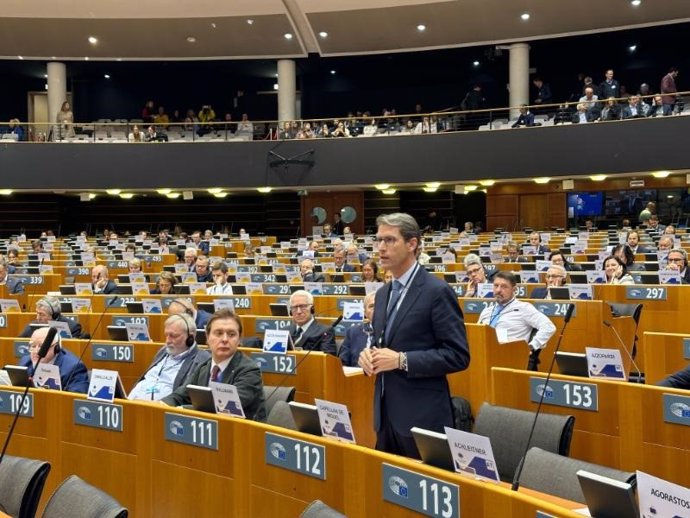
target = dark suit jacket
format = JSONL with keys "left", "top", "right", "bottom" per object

{"left": 372, "top": 267, "right": 470, "bottom": 436}
{"left": 289, "top": 320, "right": 337, "bottom": 356}
{"left": 195, "top": 310, "right": 212, "bottom": 330}
{"left": 137, "top": 344, "right": 211, "bottom": 391}
{"left": 302, "top": 271, "right": 326, "bottom": 283}
{"left": 338, "top": 323, "right": 370, "bottom": 367}
{"left": 530, "top": 287, "right": 548, "bottom": 299}
{"left": 162, "top": 352, "right": 266, "bottom": 421}
{"left": 658, "top": 365, "right": 690, "bottom": 389}
{"left": 335, "top": 263, "right": 355, "bottom": 273}
{"left": 20, "top": 349, "right": 89, "bottom": 393}
{"left": 20, "top": 315, "right": 83, "bottom": 339}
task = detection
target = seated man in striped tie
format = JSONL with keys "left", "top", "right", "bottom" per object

{"left": 161, "top": 309, "right": 266, "bottom": 421}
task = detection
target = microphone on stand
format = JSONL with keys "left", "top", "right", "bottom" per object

{"left": 512, "top": 303, "right": 575, "bottom": 492}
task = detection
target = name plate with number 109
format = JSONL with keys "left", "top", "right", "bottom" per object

{"left": 382, "top": 464, "right": 459, "bottom": 518}
{"left": 164, "top": 413, "right": 218, "bottom": 450}
{"left": 626, "top": 286, "right": 667, "bottom": 301}
{"left": 264, "top": 432, "right": 326, "bottom": 480}
{"left": 529, "top": 377, "right": 598, "bottom": 412}
{"left": 0, "top": 390, "right": 33, "bottom": 417}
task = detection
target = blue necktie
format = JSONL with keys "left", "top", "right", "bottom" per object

{"left": 384, "top": 280, "right": 404, "bottom": 342}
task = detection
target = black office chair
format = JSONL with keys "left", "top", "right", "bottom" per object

{"left": 262, "top": 385, "right": 296, "bottom": 417}
{"left": 41, "top": 475, "right": 128, "bottom": 518}
{"left": 0, "top": 455, "right": 51, "bottom": 518}
{"left": 300, "top": 500, "right": 347, "bottom": 518}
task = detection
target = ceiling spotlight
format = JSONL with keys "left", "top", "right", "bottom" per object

{"left": 479, "top": 179, "right": 495, "bottom": 186}
{"left": 653, "top": 171, "right": 671, "bottom": 178}
{"left": 43, "top": 74, "right": 48, "bottom": 78}
{"left": 186, "top": 36, "right": 196, "bottom": 43}
{"left": 273, "top": 84, "right": 279, "bottom": 90}
{"left": 426, "top": 182, "right": 441, "bottom": 189}
{"left": 417, "top": 24, "right": 426, "bottom": 32}
{"left": 211, "top": 22, "right": 217, "bottom": 29}
{"left": 213, "top": 192, "right": 229, "bottom": 198}
{"left": 375, "top": 184, "right": 391, "bottom": 190}
{"left": 207, "top": 188, "right": 223, "bottom": 194}
{"left": 156, "top": 188, "right": 172, "bottom": 195}
{"left": 166, "top": 192, "right": 181, "bottom": 199}
{"left": 284, "top": 33, "right": 293, "bottom": 40}
{"left": 330, "top": 70, "right": 336, "bottom": 75}
{"left": 533, "top": 177, "right": 550, "bottom": 184}
{"left": 629, "top": 44, "right": 637, "bottom": 52}
{"left": 319, "top": 31, "right": 328, "bottom": 38}
{"left": 631, "top": 0, "right": 641, "bottom": 6}
{"left": 464, "top": 185, "right": 478, "bottom": 191}
{"left": 105, "top": 189, "right": 121, "bottom": 195}
{"left": 473, "top": 60, "right": 480, "bottom": 67}
{"left": 0, "top": 190, "right": 13, "bottom": 195}
{"left": 590, "top": 174, "right": 607, "bottom": 182}
{"left": 423, "top": 187, "right": 438, "bottom": 193}
{"left": 520, "top": 13, "right": 530, "bottom": 21}
{"left": 104, "top": 74, "right": 110, "bottom": 79}
{"left": 119, "top": 193, "right": 135, "bottom": 199}
{"left": 258, "top": 187, "right": 273, "bottom": 193}
{"left": 247, "top": 19, "right": 254, "bottom": 25}
{"left": 382, "top": 189, "right": 397, "bottom": 195}
{"left": 17, "top": 56, "right": 23, "bottom": 60}
{"left": 84, "top": 57, "right": 89, "bottom": 61}
{"left": 116, "top": 58, "right": 122, "bottom": 62}
{"left": 88, "top": 36, "right": 98, "bottom": 44}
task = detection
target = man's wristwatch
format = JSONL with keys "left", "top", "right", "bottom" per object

{"left": 399, "top": 352, "right": 408, "bottom": 372}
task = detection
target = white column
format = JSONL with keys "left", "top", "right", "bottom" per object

{"left": 47, "top": 62, "right": 67, "bottom": 127}
{"left": 277, "top": 59, "right": 296, "bottom": 123}
{"left": 508, "top": 43, "right": 530, "bottom": 120}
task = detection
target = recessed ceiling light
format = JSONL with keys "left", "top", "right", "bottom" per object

{"left": 119, "top": 193, "right": 135, "bottom": 199}
{"left": 423, "top": 187, "right": 438, "bottom": 193}
{"left": 258, "top": 187, "right": 272, "bottom": 193}
{"left": 629, "top": 44, "right": 637, "bottom": 52}
{"left": 43, "top": 74, "right": 48, "bottom": 78}
{"left": 520, "top": 13, "right": 530, "bottom": 21}
{"left": 590, "top": 174, "right": 607, "bottom": 182}
{"left": 319, "top": 31, "right": 328, "bottom": 38}
{"left": 166, "top": 192, "right": 181, "bottom": 199}
{"left": 375, "top": 184, "right": 391, "bottom": 190}
{"left": 426, "top": 182, "right": 441, "bottom": 188}
{"left": 382, "top": 189, "right": 397, "bottom": 195}
{"left": 104, "top": 74, "right": 110, "bottom": 79}
{"left": 211, "top": 22, "right": 217, "bottom": 29}
{"left": 84, "top": 57, "right": 89, "bottom": 61}
{"left": 247, "top": 19, "right": 254, "bottom": 25}
{"left": 464, "top": 185, "right": 478, "bottom": 191}
{"left": 105, "top": 189, "right": 121, "bottom": 195}
{"left": 417, "top": 24, "right": 426, "bottom": 32}
{"left": 0, "top": 190, "right": 13, "bottom": 195}
{"left": 186, "top": 36, "right": 196, "bottom": 43}
{"left": 213, "top": 192, "right": 229, "bottom": 198}
{"left": 116, "top": 58, "right": 122, "bottom": 62}
{"left": 330, "top": 70, "right": 336, "bottom": 75}
{"left": 156, "top": 188, "right": 172, "bottom": 195}
{"left": 88, "top": 36, "right": 98, "bottom": 44}
{"left": 17, "top": 56, "right": 23, "bottom": 60}
{"left": 207, "top": 188, "right": 223, "bottom": 194}
{"left": 653, "top": 171, "right": 671, "bottom": 178}
{"left": 479, "top": 180, "right": 495, "bottom": 186}
{"left": 473, "top": 61, "right": 480, "bottom": 67}
{"left": 631, "top": 0, "right": 641, "bottom": 6}
{"left": 273, "top": 84, "right": 279, "bottom": 90}
{"left": 284, "top": 33, "right": 293, "bottom": 40}
{"left": 533, "top": 177, "right": 550, "bottom": 184}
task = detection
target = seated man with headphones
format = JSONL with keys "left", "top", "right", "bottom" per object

{"left": 288, "top": 290, "right": 337, "bottom": 355}
{"left": 531, "top": 264, "right": 567, "bottom": 299}
{"left": 478, "top": 271, "right": 556, "bottom": 371}
{"left": 665, "top": 248, "right": 690, "bottom": 284}
{"left": 300, "top": 258, "right": 325, "bottom": 283}
{"left": 167, "top": 298, "right": 211, "bottom": 331}
{"left": 128, "top": 313, "right": 211, "bottom": 401}
{"left": 19, "top": 326, "right": 89, "bottom": 393}
{"left": 20, "top": 297, "right": 83, "bottom": 338}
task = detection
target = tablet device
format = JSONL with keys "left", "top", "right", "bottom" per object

{"left": 548, "top": 287, "right": 571, "bottom": 300}
{"left": 555, "top": 352, "right": 589, "bottom": 377}
{"left": 59, "top": 285, "right": 77, "bottom": 295}
{"left": 269, "top": 304, "right": 290, "bottom": 317}
{"left": 186, "top": 384, "right": 216, "bottom": 413}
{"left": 125, "top": 302, "right": 144, "bottom": 314}
{"left": 577, "top": 470, "right": 638, "bottom": 518}
{"left": 106, "top": 326, "right": 129, "bottom": 342}
{"left": 5, "top": 365, "right": 33, "bottom": 388}
{"left": 411, "top": 427, "right": 454, "bottom": 471}
{"left": 349, "top": 285, "right": 366, "bottom": 296}
{"left": 288, "top": 401, "right": 322, "bottom": 436}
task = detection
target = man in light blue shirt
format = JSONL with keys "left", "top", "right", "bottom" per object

{"left": 128, "top": 313, "right": 210, "bottom": 401}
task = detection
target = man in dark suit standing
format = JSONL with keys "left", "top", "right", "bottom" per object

{"left": 287, "top": 290, "right": 336, "bottom": 355}
{"left": 162, "top": 309, "right": 266, "bottom": 421}
{"left": 359, "top": 213, "right": 470, "bottom": 458}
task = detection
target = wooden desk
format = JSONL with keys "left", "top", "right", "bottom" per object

{"left": 0, "top": 388, "right": 585, "bottom": 517}
{"left": 642, "top": 331, "right": 690, "bottom": 385}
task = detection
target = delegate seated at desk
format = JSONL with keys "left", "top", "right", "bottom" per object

{"left": 128, "top": 313, "right": 210, "bottom": 401}
{"left": 20, "top": 327, "right": 89, "bottom": 393}
{"left": 339, "top": 292, "right": 376, "bottom": 367}
{"left": 19, "top": 296, "right": 83, "bottom": 338}
{"left": 287, "top": 290, "right": 337, "bottom": 355}
{"left": 478, "top": 271, "right": 556, "bottom": 371}
{"left": 161, "top": 309, "right": 267, "bottom": 421}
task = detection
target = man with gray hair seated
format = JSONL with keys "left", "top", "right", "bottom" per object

{"left": 287, "top": 289, "right": 336, "bottom": 355}
{"left": 128, "top": 313, "right": 210, "bottom": 401}
{"left": 464, "top": 253, "right": 488, "bottom": 297}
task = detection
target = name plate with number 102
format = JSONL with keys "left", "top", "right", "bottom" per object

{"left": 530, "top": 377, "right": 598, "bottom": 412}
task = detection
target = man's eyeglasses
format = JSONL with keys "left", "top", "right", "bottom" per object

{"left": 290, "top": 304, "right": 312, "bottom": 313}
{"left": 28, "top": 342, "right": 56, "bottom": 350}
{"left": 545, "top": 274, "right": 565, "bottom": 279}
{"left": 467, "top": 267, "right": 483, "bottom": 275}
{"left": 375, "top": 236, "right": 400, "bottom": 246}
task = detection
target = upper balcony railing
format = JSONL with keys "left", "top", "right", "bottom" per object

{"left": 2, "top": 92, "right": 687, "bottom": 144}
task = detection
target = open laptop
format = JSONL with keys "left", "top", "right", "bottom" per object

{"left": 555, "top": 352, "right": 589, "bottom": 377}
{"left": 59, "top": 285, "right": 77, "bottom": 295}
{"left": 288, "top": 401, "right": 322, "bottom": 436}
{"left": 231, "top": 285, "right": 247, "bottom": 295}
{"left": 59, "top": 301, "right": 74, "bottom": 313}
{"left": 349, "top": 285, "right": 366, "bottom": 296}
{"left": 125, "top": 301, "right": 145, "bottom": 314}
{"left": 577, "top": 470, "right": 638, "bottom": 518}
{"left": 106, "top": 326, "right": 129, "bottom": 342}
{"left": 411, "top": 427, "right": 455, "bottom": 471}
{"left": 548, "top": 287, "right": 571, "bottom": 300}
{"left": 269, "top": 303, "right": 290, "bottom": 317}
